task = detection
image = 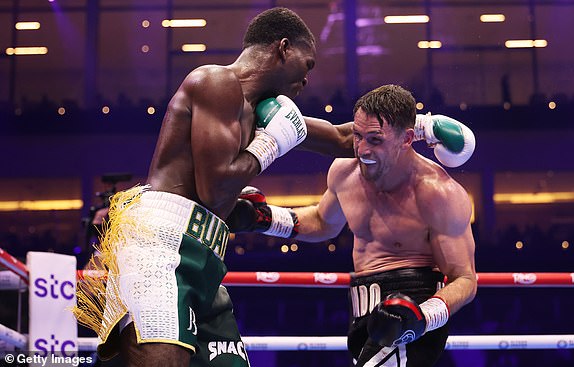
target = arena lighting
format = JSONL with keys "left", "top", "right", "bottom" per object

{"left": 5, "top": 47, "right": 47, "bottom": 55}
{"left": 266, "top": 194, "right": 323, "bottom": 207}
{"left": 3, "top": 193, "right": 569, "bottom": 213}
{"left": 418, "top": 40, "right": 442, "bottom": 49}
{"left": 494, "top": 192, "right": 574, "bottom": 204}
{"left": 505, "top": 39, "right": 548, "bottom": 48}
{"left": 0, "top": 200, "right": 83, "bottom": 211}
{"left": 181, "top": 44, "right": 206, "bottom": 52}
{"left": 384, "top": 15, "right": 429, "bottom": 24}
{"left": 161, "top": 19, "right": 206, "bottom": 28}
{"left": 480, "top": 14, "right": 505, "bottom": 22}
{"left": 15, "top": 22, "right": 41, "bottom": 30}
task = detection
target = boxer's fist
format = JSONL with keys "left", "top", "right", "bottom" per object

{"left": 367, "top": 293, "right": 426, "bottom": 347}
{"left": 246, "top": 96, "right": 307, "bottom": 173}
{"left": 415, "top": 113, "right": 476, "bottom": 168}
{"left": 226, "top": 186, "right": 299, "bottom": 238}
{"left": 255, "top": 95, "right": 307, "bottom": 156}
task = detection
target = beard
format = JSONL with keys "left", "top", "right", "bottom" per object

{"left": 359, "top": 160, "right": 382, "bottom": 181}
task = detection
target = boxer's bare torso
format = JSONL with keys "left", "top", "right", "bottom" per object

{"left": 147, "top": 65, "right": 256, "bottom": 219}
{"left": 328, "top": 155, "right": 466, "bottom": 276}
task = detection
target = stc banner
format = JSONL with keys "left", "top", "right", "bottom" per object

{"left": 27, "top": 251, "right": 78, "bottom": 360}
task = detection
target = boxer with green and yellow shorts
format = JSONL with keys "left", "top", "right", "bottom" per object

{"left": 74, "top": 186, "right": 250, "bottom": 366}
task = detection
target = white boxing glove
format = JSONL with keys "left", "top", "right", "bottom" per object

{"left": 246, "top": 95, "right": 307, "bottom": 172}
{"left": 415, "top": 113, "right": 476, "bottom": 168}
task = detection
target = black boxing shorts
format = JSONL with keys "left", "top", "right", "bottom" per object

{"left": 348, "top": 267, "right": 448, "bottom": 367}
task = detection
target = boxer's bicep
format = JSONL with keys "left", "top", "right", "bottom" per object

{"left": 426, "top": 186, "right": 477, "bottom": 314}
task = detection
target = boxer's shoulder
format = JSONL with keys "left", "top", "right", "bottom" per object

{"left": 328, "top": 158, "right": 358, "bottom": 188}
{"left": 415, "top": 171, "right": 472, "bottom": 233}
{"left": 181, "top": 65, "right": 242, "bottom": 98}
{"left": 173, "top": 65, "right": 243, "bottom": 114}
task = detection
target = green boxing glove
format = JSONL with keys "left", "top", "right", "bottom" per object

{"left": 414, "top": 113, "right": 476, "bottom": 168}
{"left": 246, "top": 96, "right": 307, "bottom": 173}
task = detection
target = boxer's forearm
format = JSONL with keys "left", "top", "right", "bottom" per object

{"left": 299, "top": 118, "right": 354, "bottom": 157}
{"left": 292, "top": 205, "right": 343, "bottom": 242}
{"left": 434, "top": 273, "right": 477, "bottom": 315}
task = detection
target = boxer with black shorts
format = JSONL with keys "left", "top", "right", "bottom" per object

{"left": 228, "top": 84, "right": 477, "bottom": 367}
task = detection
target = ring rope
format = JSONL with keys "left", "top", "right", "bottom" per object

{"left": 0, "top": 248, "right": 28, "bottom": 281}
{"left": 0, "top": 323, "right": 27, "bottom": 349}
{"left": 1, "top": 326, "right": 573, "bottom": 352}
{"left": 1, "top": 247, "right": 573, "bottom": 353}
{"left": 74, "top": 335, "right": 574, "bottom": 351}
{"left": 1, "top": 245, "right": 573, "bottom": 289}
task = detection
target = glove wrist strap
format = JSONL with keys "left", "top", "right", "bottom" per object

{"left": 420, "top": 296, "right": 450, "bottom": 333}
{"left": 263, "top": 205, "right": 295, "bottom": 238}
{"left": 414, "top": 112, "right": 441, "bottom": 144}
{"left": 245, "top": 130, "right": 279, "bottom": 173}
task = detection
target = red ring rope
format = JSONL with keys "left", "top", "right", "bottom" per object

{"left": 1, "top": 247, "right": 573, "bottom": 288}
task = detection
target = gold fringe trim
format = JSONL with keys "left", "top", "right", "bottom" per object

{"left": 72, "top": 185, "right": 150, "bottom": 343}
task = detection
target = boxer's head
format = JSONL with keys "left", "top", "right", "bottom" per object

{"left": 352, "top": 85, "right": 417, "bottom": 182}
{"left": 243, "top": 7, "right": 316, "bottom": 99}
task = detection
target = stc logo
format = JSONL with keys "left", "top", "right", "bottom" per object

{"left": 33, "top": 274, "right": 75, "bottom": 300}
{"left": 34, "top": 334, "right": 76, "bottom": 357}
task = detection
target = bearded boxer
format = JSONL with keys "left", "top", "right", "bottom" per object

{"left": 227, "top": 84, "right": 477, "bottom": 367}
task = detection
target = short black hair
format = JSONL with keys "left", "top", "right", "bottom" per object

{"left": 243, "top": 7, "right": 315, "bottom": 49}
{"left": 353, "top": 84, "right": 416, "bottom": 130}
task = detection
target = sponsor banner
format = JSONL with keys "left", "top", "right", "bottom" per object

{"left": 27, "top": 252, "right": 78, "bottom": 365}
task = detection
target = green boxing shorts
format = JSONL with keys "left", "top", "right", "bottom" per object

{"left": 74, "top": 186, "right": 250, "bottom": 366}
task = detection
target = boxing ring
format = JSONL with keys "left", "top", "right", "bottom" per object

{"left": 1, "top": 246, "right": 573, "bottom": 357}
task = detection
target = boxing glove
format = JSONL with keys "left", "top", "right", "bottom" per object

{"left": 226, "top": 186, "right": 299, "bottom": 238}
{"left": 246, "top": 96, "right": 307, "bottom": 172}
{"left": 367, "top": 293, "right": 449, "bottom": 347}
{"left": 415, "top": 113, "right": 476, "bottom": 168}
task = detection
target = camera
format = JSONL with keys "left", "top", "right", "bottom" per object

{"left": 82, "top": 173, "right": 132, "bottom": 247}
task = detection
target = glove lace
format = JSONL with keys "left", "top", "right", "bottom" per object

{"left": 414, "top": 112, "right": 432, "bottom": 141}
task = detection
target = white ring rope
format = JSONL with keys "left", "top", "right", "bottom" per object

{"left": 0, "top": 270, "right": 27, "bottom": 290}
{"left": 0, "top": 323, "right": 27, "bottom": 349}
{"left": 2, "top": 329, "right": 574, "bottom": 352}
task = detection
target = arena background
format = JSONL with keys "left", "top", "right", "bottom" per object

{"left": 0, "top": 0, "right": 573, "bottom": 366}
